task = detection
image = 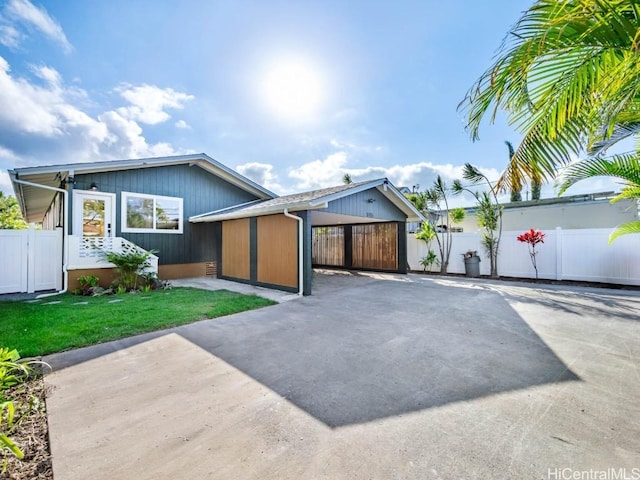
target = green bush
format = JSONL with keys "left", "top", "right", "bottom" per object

{"left": 101, "top": 249, "right": 157, "bottom": 292}
{"left": 0, "top": 348, "right": 47, "bottom": 468}
{"left": 75, "top": 274, "right": 100, "bottom": 296}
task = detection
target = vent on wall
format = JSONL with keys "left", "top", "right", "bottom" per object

{"left": 205, "top": 262, "right": 217, "bottom": 276}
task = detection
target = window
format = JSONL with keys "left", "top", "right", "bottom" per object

{"left": 121, "top": 192, "right": 183, "bottom": 234}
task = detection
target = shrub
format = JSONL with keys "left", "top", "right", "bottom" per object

{"left": 0, "top": 348, "right": 48, "bottom": 468}
{"left": 517, "top": 228, "right": 546, "bottom": 279}
{"left": 75, "top": 274, "right": 99, "bottom": 296}
{"left": 101, "top": 249, "right": 157, "bottom": 292}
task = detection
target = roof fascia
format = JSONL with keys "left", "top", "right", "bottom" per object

{"left": 189, "top": 201, "right": 328, "bottom": 223}
{"left": 307, "top": 179, "right": 385, "bottom": 206}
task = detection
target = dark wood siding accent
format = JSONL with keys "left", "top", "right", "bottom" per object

{"left": 222, "top": 219, "right": 250, "bottom": 280}
{"left": 352, "top": 223, "right": 398, "bottom": 270}
{"left": 312, "top": 226, "right": 345, "bottom": 266}
{"left": 74, "top": 164, "right": 259, "bottom": 265}
{"left": 322, "top": 187, "right": 405, "bottom": 221}
{"left": 257, "top": 214, "right": 298, "bottom": 288}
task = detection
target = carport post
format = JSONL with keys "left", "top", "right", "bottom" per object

{"left": 283, "top": 209, "right": 304, "bottom": 295}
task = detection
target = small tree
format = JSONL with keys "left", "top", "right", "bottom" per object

{"left": 0, "top": 193, "right": 27, "bottom": 230}
{"left": 453, "top": 164, "right": 503, "bottom": 278}
{"left": 415, "top": 222, "right": 440, "bottom": 272}
{"left": 517, "top": 228, "right": 545, "bottom": 279}
{"left": 409, "top": 176, "right": 465, "bottom": 273}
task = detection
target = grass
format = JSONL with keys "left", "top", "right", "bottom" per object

{"left": 0, "top": 287, "right": 276, "bottom": 357}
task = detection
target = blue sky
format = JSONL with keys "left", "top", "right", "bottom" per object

{"left": 0, "top": 0, "right": 618, "bottom": 204}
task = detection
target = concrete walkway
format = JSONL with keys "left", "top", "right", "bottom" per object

{"left": 44, "top": 272, "right": 640, "bottom": 479}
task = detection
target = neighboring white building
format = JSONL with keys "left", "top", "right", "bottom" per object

{"left": 459, "top": 191, "right": 638, "bottom": 232}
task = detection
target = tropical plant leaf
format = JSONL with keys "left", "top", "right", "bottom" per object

{"left": 556, "top": 154, "right": 640, "bottom": 195}
{"left": 609, "top": 220, "right": 640, "bottom": 243}
{"left": 460, "top": 0, "right": 640, "bottom": 190}
{"left": 0, "top": 433, "right": 24, "bottom": 460}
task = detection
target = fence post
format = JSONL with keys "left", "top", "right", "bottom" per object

{"left": 555, "top": 227, "right": 562, "bottom": 281}
{"left": 26, "top": 226, "right": 36, "bottom": 293}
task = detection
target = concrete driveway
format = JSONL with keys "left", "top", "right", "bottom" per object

{"left": 45, "top": 271, "right": 640, "bottom": 479}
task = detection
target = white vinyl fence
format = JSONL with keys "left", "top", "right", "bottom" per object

{"left": 408, "top": 228, "right": 640, "bottom": 286}
{"left": 0, "top": 227, "right": 63, "bottom": 294}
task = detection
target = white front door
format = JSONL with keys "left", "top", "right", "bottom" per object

{"left": 73, "top": 190, "right": 116, "bottom": 237}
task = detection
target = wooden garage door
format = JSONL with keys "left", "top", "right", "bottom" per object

{"left": 352, "top": 223, "right": 398, "bottom": 270}
{"left": 257, "top": 215, "right": 298, "bottom": 288}
{"left": 222, "top": 218, "right": 250, "bottom": 280}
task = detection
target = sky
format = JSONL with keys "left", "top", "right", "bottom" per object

{"left": 0, "top": 0, "right": 621, "bottom": 206}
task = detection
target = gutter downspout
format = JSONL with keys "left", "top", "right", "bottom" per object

{"left": 283, "top": 208, "right": 303, "bottom": 296}
{"left": 11, "top": 178, "right": 69, "bottom": 298}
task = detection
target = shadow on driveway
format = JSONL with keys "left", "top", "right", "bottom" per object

{"left": 46, "top": 272, "right": 580, "bottom": 428}
{"left": 175, "top": 273, "right": 579, "bottom": 427}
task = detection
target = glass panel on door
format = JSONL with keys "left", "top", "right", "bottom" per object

{"left": 82, "top": 198, "right": 106, "bottom": 237}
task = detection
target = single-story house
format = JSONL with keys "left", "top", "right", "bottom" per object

{"left": 9, "top": 153, "right": 424, "bottom": 295}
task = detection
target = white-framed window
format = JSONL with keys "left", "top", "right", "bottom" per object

{"left": 121, "top": 192, "right": 184, "bottom": 234}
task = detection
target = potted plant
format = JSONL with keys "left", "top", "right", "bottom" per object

{"left": 462, "top": 250, "right": 481, "bottom": 277}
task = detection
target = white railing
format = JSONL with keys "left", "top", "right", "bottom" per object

{"left": 407, "top": 228, "right": 640, "bottom": 286}
{"left": 68, "top": 235, "right": 159, "bottom": 274}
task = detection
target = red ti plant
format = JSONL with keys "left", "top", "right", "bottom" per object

{"left": 517, "top": 228, "right": 545, "bottom": 279}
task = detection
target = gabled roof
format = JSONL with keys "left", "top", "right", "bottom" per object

{"left": 9, "top": 153, "right": 276, "bottom": 223}
{"left": 190, "top": 178, "right": 426, "bottom": 223}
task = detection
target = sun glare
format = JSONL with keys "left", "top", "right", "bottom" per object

{"left": 263, "top": 60, "right": 324, "bottom": 120}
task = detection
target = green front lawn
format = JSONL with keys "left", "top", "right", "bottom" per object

{"left": 0, "top": 288, "right": 276, "bottom": 357}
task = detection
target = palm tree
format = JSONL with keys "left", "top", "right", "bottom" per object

{"left": 558, "top": 155, "right": 640, "bottom": 242}
{"left": 505, "top": 141, "right": 521, "bottom": 202}
{"left": 460, "top": 0, "right": 640, "bottom": 216}
{"left": 453, "top": 164, "right": 503, "bottom": 277}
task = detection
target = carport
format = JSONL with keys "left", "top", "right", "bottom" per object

{"left": 189, "top": 178, "right": 425, "bottom": 295}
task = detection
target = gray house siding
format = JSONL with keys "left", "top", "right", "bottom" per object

{"left": 320, "top": 187, "right": 406, "bottom": 221}
{"left": 73, "top": 164, "right": 259, "bottom": 265}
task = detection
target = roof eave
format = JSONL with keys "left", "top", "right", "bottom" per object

{"left": 189, "top": 201, "right": 329, "bottom": 223}
{"left": 10, "top": 153, "right": 277, "bottom": 202}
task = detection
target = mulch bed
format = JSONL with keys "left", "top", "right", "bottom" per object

{"left": 1, "top": 377, "right": 52, "bottom": 480}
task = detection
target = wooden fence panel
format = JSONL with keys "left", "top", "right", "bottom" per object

{"left": 257, "top": 215, "right": 298, "bottom": 288}
{"left": 222, "top": 218, "right": 250, "bottom": 280}
{"left": 352, "top": 223, "right": 398, "bottom": 270}
{"left": 312, "top": 226, "right": 345, "bottom": 266}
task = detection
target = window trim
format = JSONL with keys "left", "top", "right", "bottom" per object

{"left": 121, "top": 191, "right": 184, "bottom": 234}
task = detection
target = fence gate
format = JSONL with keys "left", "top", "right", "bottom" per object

{"left": 0, "top": 228, "right": 62, "bottom": 294}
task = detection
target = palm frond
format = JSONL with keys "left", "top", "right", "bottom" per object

{"left": 609, "top": 220, "right": 640, "bottom": 243}
{"left": 556, "top": 153, "right": 640, "bottom": 195}
{"left": 461, "top": 0, "right": 640, "bottom": 187}
{"left": 588, "top": 121, "right": 640, "bottom": 156}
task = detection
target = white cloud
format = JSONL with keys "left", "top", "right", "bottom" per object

{"left": 0, "top": 171, "right": 13, "bottom": 196}
{"left": 286, "top": 151, "right": 502, "bottom": 199}
{"left": 116, "top": 84, "right": 194, "bottom": 125}
{"left": 237, "top": 162, "right": 283, "bottom": 192}
{"left": 0, "top": 56, "right": 63, "bottom": 136}
{"left": 0, "top": 24, "right": 21, "bottom": 48}
{"left": 0, "top": 56, "right": 191, "bottom": 168}
{"left": 288, "top": 152, "right": 350, "bottom": 190}
{"left": 2, "top": 0, "right": 72, "bottom": 53}
{"left": 175, "top": 119, "right": 190, "bottom": 129}
{"left": 31, "top": 64, "right": 62, "bottom": 87}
